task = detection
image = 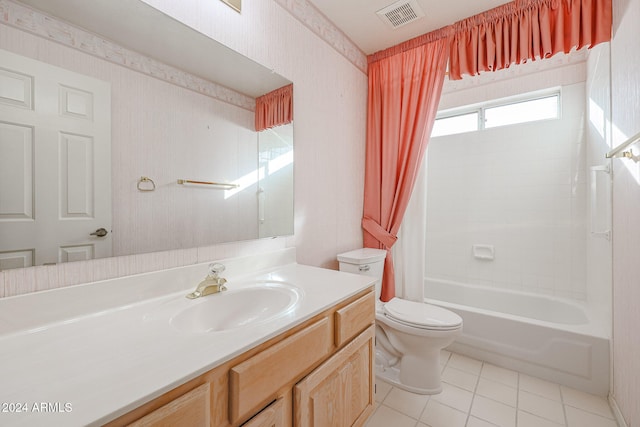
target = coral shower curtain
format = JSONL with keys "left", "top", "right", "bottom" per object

{"left": 362, "top": 0, "right": 611, "bottom": 302}
{"left": 362, "top": 33, "right": 449, "bottom": 302}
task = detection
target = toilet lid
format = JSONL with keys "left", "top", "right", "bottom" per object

{"left": 383, "top": 298, "right": 462, "bottom": 330}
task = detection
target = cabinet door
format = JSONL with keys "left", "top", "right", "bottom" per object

{"left": 242, "top": 398, "right": 286, "bottom": 427}
{"left": 294, "top": 325, "right": 375, "bottom": 427}
{"left": 127, "top": 383, "right": 210, "bottom": 427}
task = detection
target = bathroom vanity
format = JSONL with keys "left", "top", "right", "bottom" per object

{"left": 0, "top": 249, "right": 375, "bottom": 426}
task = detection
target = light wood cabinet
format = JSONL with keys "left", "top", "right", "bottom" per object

{"left": 242, "top": 398, "right": 286, "bottom": 427}
{"left": 230, "top": 318, "right": 333, "bottom": 423}
{"left": 334, "top": 292, "right": 375, "bottom": 347}
{"left": 108, "top": 288, "right": 374, "bottom": 427}
{"left": 294, "top": 325, "right": 375, "bottom": 427}
{"left": 127, "top": 383, "right": 211, "bottom": 427}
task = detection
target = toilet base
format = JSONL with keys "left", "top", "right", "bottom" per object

{"left": 375, "top": 364, "right": 443, "bottom": 395}
{"left": 375, "top": 336, "right": 446, "bottom": 395}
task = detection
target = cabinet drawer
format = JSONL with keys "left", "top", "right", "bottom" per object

{"left": 334, "top": 291, "right": 374, "bottom": 347}
{"left": 127, "top": 383, "right": 210, "bottom": 427}
{"left": 230, "top": 317, "right": 332, "bottom": 424}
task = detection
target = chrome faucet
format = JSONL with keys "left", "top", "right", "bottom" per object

{"left": 186, "top": 263, "right": 227, "bottom": 299}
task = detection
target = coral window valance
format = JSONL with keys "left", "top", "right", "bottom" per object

{"left": 368, "top": 0, "right": 612, "bottom": 80}
{"left": 448, "top": 0, "right": 612, "bottom": 79}
{"left": 254, "top": 84, "right": 293, "bottom": 132}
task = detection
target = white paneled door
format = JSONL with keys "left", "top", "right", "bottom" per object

{"left": 0, "top": 49, "right": 111, "bottom": 270}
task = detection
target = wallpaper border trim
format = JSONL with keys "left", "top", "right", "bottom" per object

{"left": 0, "top": 0, "right": 255, "bottom": 111}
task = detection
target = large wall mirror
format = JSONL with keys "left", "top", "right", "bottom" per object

{"left": 0, "top": 0, "right": 293, "bottom": 270}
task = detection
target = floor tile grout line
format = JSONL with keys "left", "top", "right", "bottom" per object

{"left": 517, "top": 408, "right": 566, "bottom": 426}
{"left": 369, "top": 351, "right": 615, "bottom": 427}
{"left": 378, "top": 383, "right": 431, "bottom": 424}
{"left": 476, "top": 368, "right": 519, "bottom": 406}
{"left": 518, "top": 387, "right": 569, "bottom": 425}
{"left": 377, "top": 401, "right": 421, "bottom": 424}
{"left": 415, "top": 352, "right": 448, "bottom": 425}
{"left": 560, "top": 387, "right": 618, "bottom": 421}
{"left": 563, "top": 402, "right": 617, "bottom": 421}
{"left": 560, "top": 382, "right": 570, "bottom": 426}
{"left": 371, "top": 381, "right": 392, "bottom": 423}
{"left": 519, "top": 376, "right": 564, "bottom": 402}
{"left": 515, "top": 369, "right": 521, "bottom": 426}
{"left": 415, "top": 392, "right": 430, "bottom": 424}
{"left": 463, "top": 360, "right": 483, "bottom": 426}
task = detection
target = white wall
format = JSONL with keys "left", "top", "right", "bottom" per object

{"left": 0, "top": 0, "right": 367, "bottom": 297}
{"left": 610, "top": 0, "right": 640, "bottom": 423}
{"left": 585, "top": 42, "right": 613, "bottom": 334}
{"left": 425, "top": 58, "right": 590, "bottom": 301}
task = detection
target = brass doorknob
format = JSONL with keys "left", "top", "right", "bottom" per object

{"left": 90, "top": 228, "right": 108, "bottom": 237}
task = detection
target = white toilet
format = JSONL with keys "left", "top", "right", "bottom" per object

{"left": 338, "top": 248, "right": 462, "bottom": 394}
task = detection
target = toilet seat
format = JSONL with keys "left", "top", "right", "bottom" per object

{"left": 383, "top": 298, "right": 462, "bottom": 331}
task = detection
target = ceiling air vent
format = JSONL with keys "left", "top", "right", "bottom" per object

{"left": 376, "top": 0, "right": 425, "bottom": 29}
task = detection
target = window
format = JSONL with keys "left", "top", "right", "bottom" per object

{"left": 431, "top": 111, "right": 479, "bottom": 137}
{"left": 484, "top": 95, "right": 559, "bottom": 128}
{"left": 431, "top": 91, "right": 560, "bottom": 137}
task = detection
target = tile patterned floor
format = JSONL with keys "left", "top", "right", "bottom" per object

{"left": 365, "top": 351, "right": 619, "bottom": 427}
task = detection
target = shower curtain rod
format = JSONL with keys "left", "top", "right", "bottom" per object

{"left": 606, "top": 130, "right": 640, "bottom": 162}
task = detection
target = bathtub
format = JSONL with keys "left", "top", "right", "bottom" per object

{"left": 424, "top": 278, "right": 610, "bottom": 396}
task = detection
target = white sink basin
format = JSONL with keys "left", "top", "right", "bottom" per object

{"left": 170, "top": 281, "right": 301, "bottom": 333}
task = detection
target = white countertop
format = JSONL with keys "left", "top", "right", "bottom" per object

{"left": 0, "top": 249, "right": 375, "bottom": 426}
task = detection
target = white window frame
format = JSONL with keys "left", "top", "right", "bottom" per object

{"left": 432, "top": 88, "right": 561, "bottom": 137}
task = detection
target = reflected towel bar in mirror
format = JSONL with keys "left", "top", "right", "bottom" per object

{"left": 177, "top": 179, "right": 240, "bottom": 189}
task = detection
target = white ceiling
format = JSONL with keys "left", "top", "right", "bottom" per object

{"left": 310, "top": 0, "right": 512, "bottom": 55}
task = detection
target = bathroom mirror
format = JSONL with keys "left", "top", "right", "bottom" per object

{"left": 0, "top": 0, "right": 293, "bottom": 269}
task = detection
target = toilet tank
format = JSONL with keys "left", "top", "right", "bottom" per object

{"left": 337, "top": 248, "right": 387, "bottom": 300}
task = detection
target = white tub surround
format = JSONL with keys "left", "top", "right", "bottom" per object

{"left": 0, "top": 249, "right": 375, "bottom": 426}
{"left": 426, "top": 278, "right": 610, "bottom": 396}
